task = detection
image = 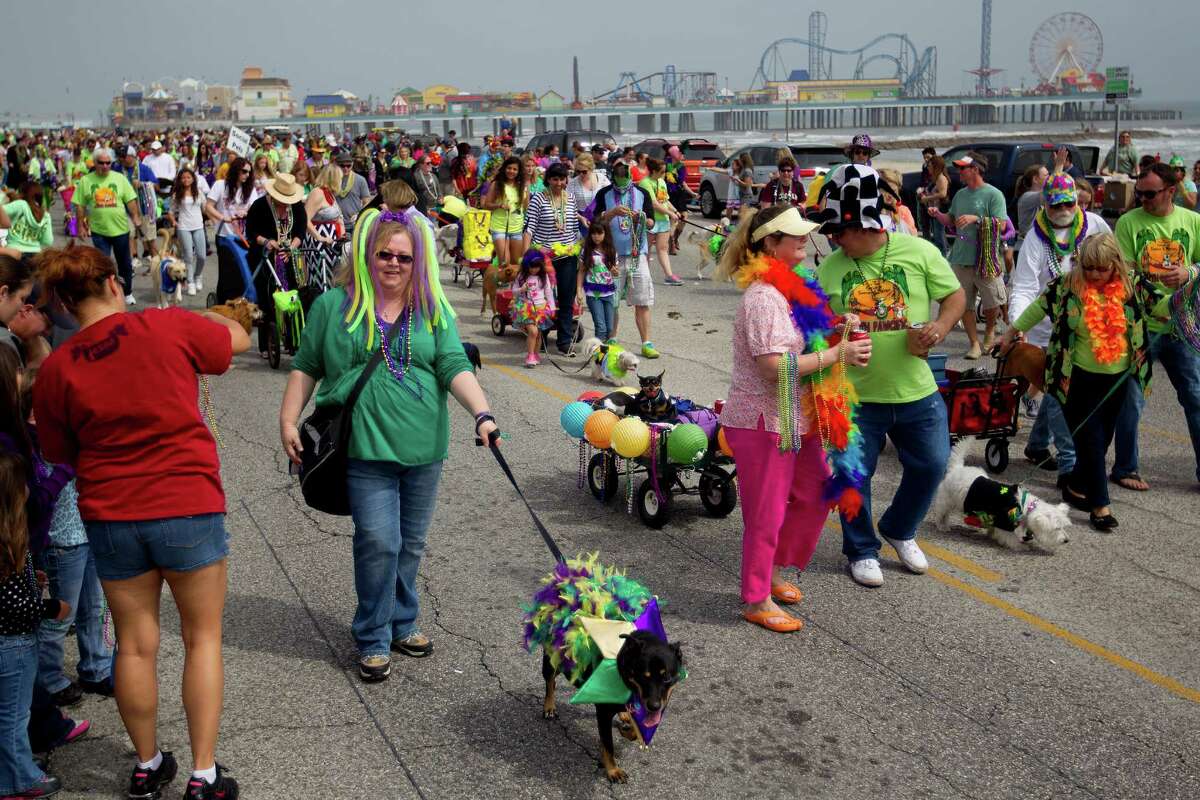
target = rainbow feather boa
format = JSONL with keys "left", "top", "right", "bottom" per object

{"left": 739, "top": 256, "right": 866, "bottom": 519}
{"left": 522, "top": 554, "right": 651, "bottom": 684}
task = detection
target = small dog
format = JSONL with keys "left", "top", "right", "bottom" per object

{"left": 931, "top": 439, "right": 1071, "bottom": 552}
{"left": 525, "top": 557, "right": 684, "bottom": 783}
{"left": 158, "top": 257, "right": 188, "bottom": 308}
{"left": 627, "top": 372, "right": 676, "bottom": 422}
{"left": 997, "top": 342, "right": 1046, "bottom": 392}
{"left": 584, "top": 338, "right": 639, "bottom": 386}
{"left": 434, "top": 223, "right": 459, "bottom": 266}
{"left": 481, "top": 262, "right": 519, "bottom": 314}
{"left": 687, "top": 216, "right": 729, "bottom": 280}
{"left": 206, "top": 298, "right": 263, "bottom": 334}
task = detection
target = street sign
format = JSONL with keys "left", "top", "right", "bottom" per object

{"left": 1105, "top": 66, "right": 1130, "bottom": 103}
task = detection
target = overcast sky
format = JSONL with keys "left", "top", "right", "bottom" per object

{"left": 0, "top": 0, "right": 1189, "bottom": 120}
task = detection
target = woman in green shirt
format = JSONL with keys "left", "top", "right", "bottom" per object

{"left": 0, "top": 182, "right": 53, "bottom": 254}
{"left": 279, "top": 207, "right": 499, "bottom": 683}
{"left": 1002, "top": 233, "right": 1192, "bottom": 530}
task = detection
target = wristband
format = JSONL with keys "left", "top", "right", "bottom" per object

{"left": 474, "top": 412, "right": 495, "bottom": 430}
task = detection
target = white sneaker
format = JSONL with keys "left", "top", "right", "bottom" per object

{"left": 132, "top": 257, "right": 142, "bottom": 269}
{"left": 125, "top": 294, "right": 136, "bottom": 305}
{"left": 187, "top": 285, "right": 197, "bottom": 296}
{"left": 883, "top": 536, "right": 929, "bottom": 574}
{"left": 849, "top": 558, "right": 884, "bottom": 587}
{"left": 195, "top": 278, "right": 203, "bottom": 291}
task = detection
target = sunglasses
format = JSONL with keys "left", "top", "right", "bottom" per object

{"left": 1135, "top": 188, "right": 1165, "bottom": 200}
{"left": 851, "top": 148, "right": 872, "bottom": 156}
{"left": 376, "top": 251, "right": 414, "bottom": 264}
{"left": 1081, "top": 263, "right": 1115, "bottom": 272}
{"left": 241, "top": 168, "right": 252, "bottom": 174}
{"left": 95, "top": 160, "right": 112, "bottom": 166}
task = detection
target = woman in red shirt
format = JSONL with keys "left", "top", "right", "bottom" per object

{"left": 33, "top": 245, "right": 250, "bottom": 800}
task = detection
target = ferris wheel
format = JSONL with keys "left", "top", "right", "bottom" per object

{"left": 1029, "top": 13, "right": 1104, "bottom": 86}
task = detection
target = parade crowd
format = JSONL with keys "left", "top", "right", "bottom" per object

{"left": 0, "top": 121, "right": 1198, "bottom": 798}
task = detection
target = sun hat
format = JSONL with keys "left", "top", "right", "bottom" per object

{"left": 265, "top": 173, "right": 304, "bottom": 205}
{"left": 812, "top": 164, "right": 884, "bottom": 233}
{"left": 1042, "top": 172, "right": 1077, "bottom": 206}
{"left": 844, "top": 133, "right": 879, "bottom": 158}
{"left": 751, "top": 206, "right": 819, "bottom": 242}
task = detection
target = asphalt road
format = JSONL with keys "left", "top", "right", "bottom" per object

{"left": 40, "top": 217, "right": 1200, "bottom": 799}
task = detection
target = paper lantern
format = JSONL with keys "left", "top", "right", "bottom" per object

{"left": 611, "top": 417, "right": 651, "bottom": 459}
{"left": 617, "top": 386, "right": 639, "bottom": 396}
{"left": 667, "top": 423, "right": 709, "bottom": 464}
{"left": 584, "top": 410, "right": 619, "bottom": 450}
{"left": 560, "top": 402, "right": 593, "bottom": 439}
{"left": 577, "top": 390, "right": 604, "bottom": 403}
{"left": 717, "top": 427, "right": 734, "bottom": 457}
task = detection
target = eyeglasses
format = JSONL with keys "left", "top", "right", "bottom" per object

{"left": 376, "top": 251, "right": 414, "bottom": 264}
{"left": 1048, "top": 201, "right": 1076, "bottom": 210}
{"left": 95, "top": 160, "right": 112, "bottom": 166}
{"left": 240, "top": 168, "right": 252, "bottom": 174}
{"left": 1135, "top": 188, "right": 1165, "bottom": 200}
{"left": 851, "top": 148, "right": 872, "bottom": 156}
{"left": 1081, "top": 263, "right": 1114, "bottom": 272}
{"left": 779, "top": 168, "right": 794, "bottom": 173}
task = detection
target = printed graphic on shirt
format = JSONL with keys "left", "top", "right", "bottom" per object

{"left": 70, "top": 323, "right": 128, "bottom": 363}
{"left": 840, "top": 266, "right": 911, "bottom": 331}
{"left": 93, "top": 186, "right": 118, "bottom": 209}
{"left": 1134, "top": 229, "right": 1191, "bottom": 278}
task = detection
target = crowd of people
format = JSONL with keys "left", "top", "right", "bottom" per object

{"left": 1, "top": 119, "right": 1199, "bottom": 797}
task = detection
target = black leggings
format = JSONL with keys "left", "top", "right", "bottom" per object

{"left": 552, "top": 255, "right": 578, "bottom": 352}
{"left": 1064, "top": 368, "right": 1130, "bottom": 510}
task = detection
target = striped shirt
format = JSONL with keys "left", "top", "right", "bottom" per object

{"left": 523, "top": 191, "right": 581, "bottom": 251}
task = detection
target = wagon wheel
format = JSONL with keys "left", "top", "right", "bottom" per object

{"left": 587, "top": 453, "right": 619, "bottom": 502}
{"left": 205, "top": 291, "right": 217, "bottom": 308}
{"left": 491, "top": 314, "right": 506, "bottom": 336}
{"left": 984, "top": 439, "right": 1009, "bottom": 474}
{"left": 699, "top": 472, "right": 738, "bottom": 517}
{"left": 636, "top": 478, "right": 673, "bottom": 529}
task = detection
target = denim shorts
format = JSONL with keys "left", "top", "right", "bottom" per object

{"left": 84, "top": 513, "right": 229, "bottom": 581}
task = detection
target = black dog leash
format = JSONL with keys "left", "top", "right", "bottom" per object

{"left": 477, "top": 431, "right": 566, "bottom": 564}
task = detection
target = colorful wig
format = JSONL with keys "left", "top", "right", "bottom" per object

{"left": 342, "top": 207, "right": 455, "bottom": 350}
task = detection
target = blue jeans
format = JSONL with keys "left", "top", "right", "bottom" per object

{"left": 1113, "top": 333, "right": 1200, "bottom": 482}
{"left": 928, "top": 216, "right": 948, "bottom": 256}
{"left": 0, "top": 635, "right": 43, "bottom": 795}
{"left": 839, "top": 392, "right": 951, "bottom": 561}
{"left": 34, "top": 544, "right": 111, "bottom": 694}
{"left": 91, "top": 232, "right": 133, "bottom": 298}
{"left": 586, "top": 295, "right": 616, "bottom": 342}
{"left": 176, "top": 227, "right": 207, "bottom": 283}
{"left": 1028, "top": 393, "right": 1075, "bottom": 476}
{"left": 346, "top": 459, "right": 444, "bottom": 656}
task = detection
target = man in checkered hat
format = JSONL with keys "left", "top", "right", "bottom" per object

{"left": 816, "top": 164, "right": 967, "bottom": 588}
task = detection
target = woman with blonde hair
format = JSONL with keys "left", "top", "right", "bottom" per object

{"left": 1003, "top": 232, "right": 1196, "bottom": 530}
{"left": 251, "top": 152, "right": 275, "bottom": 193}
{"left": 567, "top": 152, "right": 608, "bottom": 236}
{"left": 717, "top": 205, "right": 871, "bottom": 632}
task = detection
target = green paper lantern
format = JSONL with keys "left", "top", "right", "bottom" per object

{"left": 667, "top": 423, "right": 709, "bottom": 464}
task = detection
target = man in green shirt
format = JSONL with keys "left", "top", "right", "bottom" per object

{"left": 815, "top": 164, "right": 967, "bottom": 588}
{"left": 73, "top": 147, "right": 142, "bottom": 305}
{"left": 1111, "top": 162, "right": 1200, "bottom": 489}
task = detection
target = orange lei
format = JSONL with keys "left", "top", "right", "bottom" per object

{"left": 1082, "top": 278, "right": 1128, "bottom": 365}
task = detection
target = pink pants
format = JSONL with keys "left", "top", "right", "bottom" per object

{"left": 726, "top": 423, "right": 830, "bottom": 604}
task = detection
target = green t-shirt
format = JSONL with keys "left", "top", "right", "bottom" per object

{"left": 946, "top": 183, "right": 1008, "bottom": 266}
{"left": 1175, "top": 179, "right": 1198, "bottom": 207}
{"left": 2, "top": 200, "right": 53, "bottom": 253}
{"left": 1114, "top": 204, "right": 1200, "bottom": 333}
{"left": 65, "top": 159, "right": 89, "bottom": 187}
{"left": 818, "top": 233, "right": 962, "bottom": 404}
{"left": 292, "top": 288, "right": 473, "bottom": 464}
{"left": 1014, "top": 293, "right": 1129, "bottom": 374}
{"left": 638, "top": 177, "right": 669, "bottom": 224}
{"left": 73, "top": 170, "right": 137, "bottom": 237}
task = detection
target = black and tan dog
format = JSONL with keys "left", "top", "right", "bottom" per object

{"left": 541, "top": 630, "right": 683, "bottom": 783}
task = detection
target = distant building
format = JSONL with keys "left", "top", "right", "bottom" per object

{"left": 236, "top": 66, "right": 293, "bottom": 121}
{"left": 422, "top": 84, "right": 459, "bottom": 111}
{"left": 396, "top": 86, "right": 423, "bottom": 109}
{"left": 304, "top": 94, "right": 350, "bottom": 118}
{"left": 207, "top": 85, "right": 235, "bottom": 118}
{"left": 766, "top": 77, "right": 902, "bottom": 103}
{"left": 446, "top": 93, "right": 488, "bottom": 113}
{"left": 538, "top": 90, "right": 565, "bottom": 111}
{"left": 390, "top": 93, "right": 410, "bottom": 115}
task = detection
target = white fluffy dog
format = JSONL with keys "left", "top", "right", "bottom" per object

{"left": 583, "top": 338, "right": 639, "bottom": 386}
{"left": 435, "top": 223, "right": 459, "bottom": 266}
{"left": 930, "top": 439, "right": 1072, "bottom": 552}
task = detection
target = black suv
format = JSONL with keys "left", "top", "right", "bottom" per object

{"left": 522, "top": 130, "right": 617, "bottom": 156}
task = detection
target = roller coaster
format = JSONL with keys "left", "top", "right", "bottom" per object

{"left": 751, "top": 25, "right": 939, "bottom": 98}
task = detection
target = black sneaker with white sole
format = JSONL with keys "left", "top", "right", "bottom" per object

{"left": 182, "top": 764, "right": 238, "bottom": 799}
{"left": 391, "top": 632, "right": 434, "bottom": 658}
{"left": 359, "top": 654, "right": 392, "bottom": 682}
{"left": 127, "top": 751, "right": 177, "bottom": 799}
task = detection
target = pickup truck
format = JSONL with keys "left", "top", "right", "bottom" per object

{"left": 900, "top": 142, "right": 1102, "bottom": 223}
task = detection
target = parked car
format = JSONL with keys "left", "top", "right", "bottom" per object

{"left": 900, "top": 142, "right": 1103, "bottom": 223}
{"left": 697, "top": 144, "right": 845, "bottom": 218}
{"left": 521, "top": 130, "right": 617, "bottom": 158}
{"left": 632, "top": 138, "right": 726, "bottom": 192}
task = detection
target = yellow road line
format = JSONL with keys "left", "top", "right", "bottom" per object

{"left": 884, "top": 541, "right": 1003, "bottom": 583}
{"left": 926, "top": 566, "right": 1200, "bottom": 705}
{"left": 481, "top": 357, "right": 575, "bottom": 404}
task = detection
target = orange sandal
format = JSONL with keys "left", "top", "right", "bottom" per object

{"left": 770, "top": 582, "right": 803, "bottom": 605}
{"left": 742, "top": 608, "right": 803, "bottom": 633}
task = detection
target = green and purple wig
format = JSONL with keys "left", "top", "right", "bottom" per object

{"left": 342, "top": 207, "right": 455, "bottom": 350}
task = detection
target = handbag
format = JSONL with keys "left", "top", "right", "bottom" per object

{"left": 297, "top": 320, "right": 401, "bottom": 515}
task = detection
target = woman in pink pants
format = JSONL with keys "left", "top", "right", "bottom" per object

{"left": 717, "top": 206, "right": 872, "bottom": 633}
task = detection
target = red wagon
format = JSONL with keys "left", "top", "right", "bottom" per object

{"left": 938, "top": 356, "right": 1027, "bottom": 474}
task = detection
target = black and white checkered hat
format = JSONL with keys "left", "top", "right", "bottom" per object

{"left": 814, "top": 164, "right": 884, "bottom": 233}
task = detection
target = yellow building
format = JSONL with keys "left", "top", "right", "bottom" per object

{"left": 767, "top": 77, "right": 902, "bottom": 103}
{"left": 303, "top": 95, "right": 349, "bottom": 118}
{"left": 422, "top": 84, "right": 460, "bottom": 111}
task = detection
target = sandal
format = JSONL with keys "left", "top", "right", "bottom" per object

{"left": 742, "top": 608, "right": 803, "bottom": 633}
{"left": 770, "top": 581, "right": 803, "bottom": 605}
{"left": 1111, "top": 472, "right": 1150, "bottom": 491}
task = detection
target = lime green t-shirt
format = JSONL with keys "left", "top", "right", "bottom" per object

{"left": 1, "top": 200, "right": 54, "bottom": 253}
{"left": 1114, "top": 205, "right": 1200, "bottom": 334}
{"left": 1014, "top": 293, "right": 1129, "bottom": 374}
{"left": 65, "top": 159, "right": 89, "bottom": 188}
{"left": 73, "top": 170, "right": 137, "bottom": 237}
{"left": 638, "top": 177, "right": 669, "bottom": 224}
{"left": 818, "top": 233, "right": 962, "bottom": 403}
{"left": 292, "top": 288, "right": 473, "bottom": 464}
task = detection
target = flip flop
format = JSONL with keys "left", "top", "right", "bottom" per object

{"left": 770, "top": 581, "right": 803, "bottom": 605}
{"left": 1111, "top": 473, "right": 1150, "bottom": 491}
{"left": 742, "top": 608, "right": 803, "bottom": 633}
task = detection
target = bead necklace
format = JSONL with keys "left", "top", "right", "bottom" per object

{"left": 374, "top": 294, "right": 422, "bottom": 399}
{"left": 614, "top": 185, "right": 634, "bottom": 233}
{"left": 850, "top": 232, "right": 891, "bottom": 293}
{"left": 271, "top": 204, "right": 294, "bottom": 291}
{"left": 549, "top": 190, "right": 567, "bottom": 231}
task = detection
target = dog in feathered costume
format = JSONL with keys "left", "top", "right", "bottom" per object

{"left": 523, "top": 554, "right": 684, "bottom": 783}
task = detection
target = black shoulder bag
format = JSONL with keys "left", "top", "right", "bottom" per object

{"left": 297, "top": 321, "right": 401, "bottom": 516}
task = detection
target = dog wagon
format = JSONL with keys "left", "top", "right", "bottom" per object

{"left": 938, "top": 352, "right": 1027, "bottom": 474}
{"left": 489, "top": 288, "right": 587, "bottom": 347}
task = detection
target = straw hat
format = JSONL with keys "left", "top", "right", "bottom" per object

{"left": 265, "top": 173, "right": 304, "bottom": 205}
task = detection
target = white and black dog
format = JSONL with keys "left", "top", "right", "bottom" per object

{"left": 930, "top": 439, "right": 1072, "bottom": 552}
